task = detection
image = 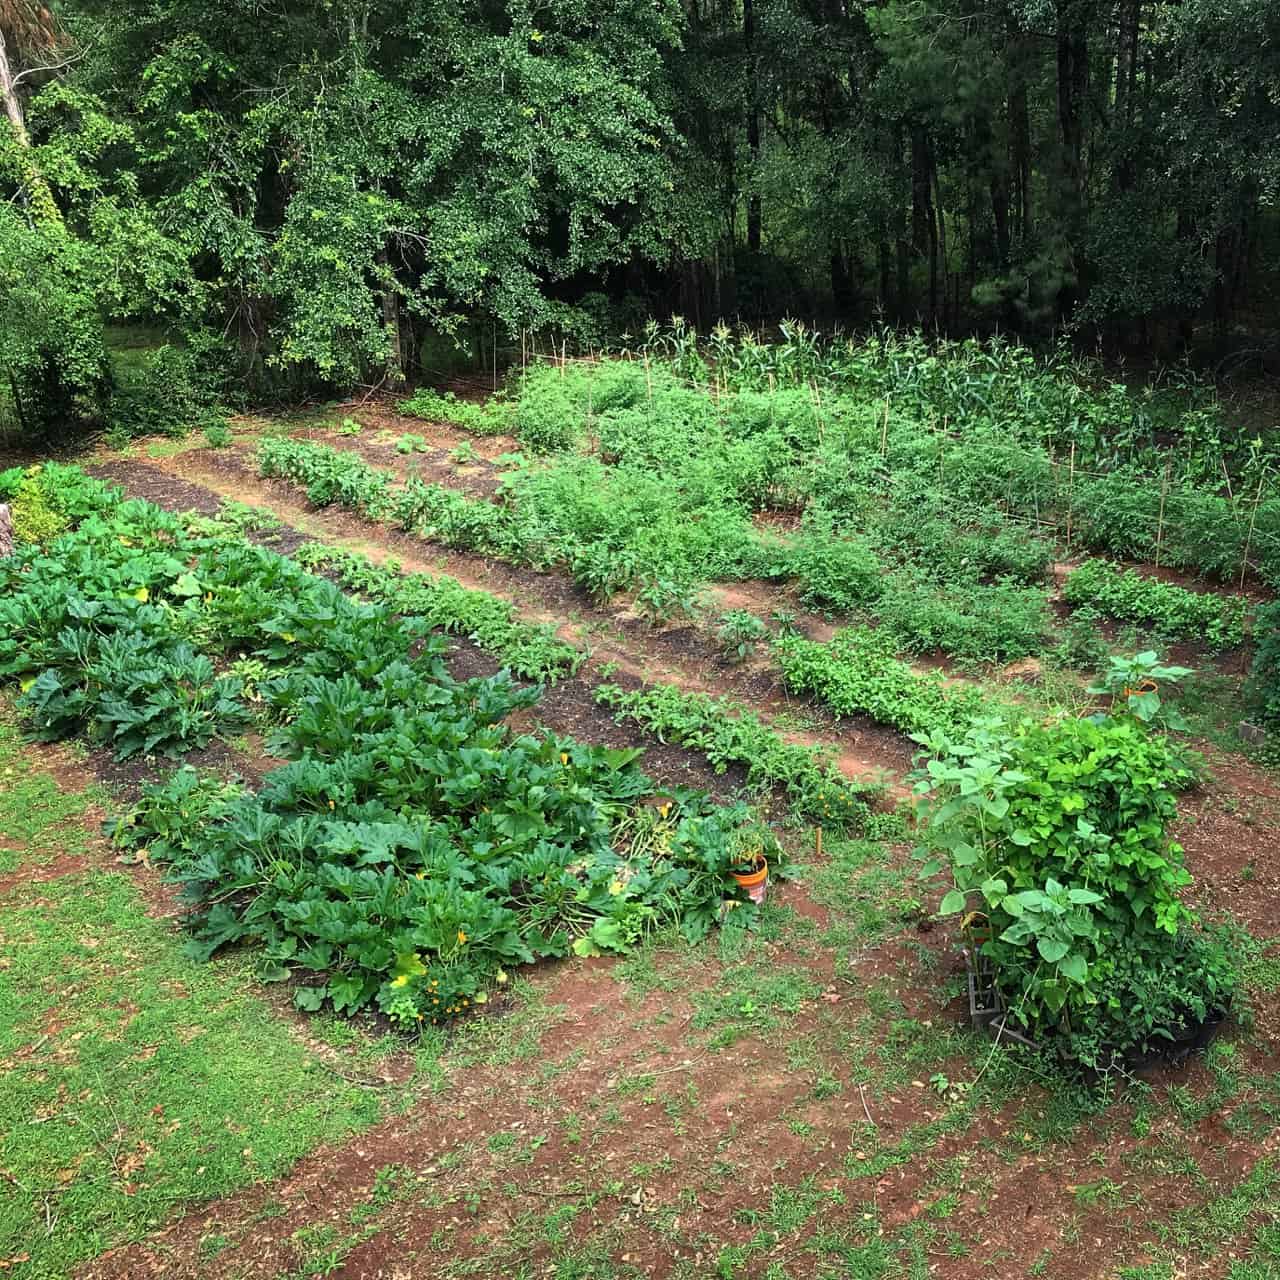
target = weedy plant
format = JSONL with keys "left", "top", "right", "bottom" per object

{"left": 717, "top": 610, "right": 770, "bottom": 663}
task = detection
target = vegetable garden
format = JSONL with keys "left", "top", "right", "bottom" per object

{"left": 3, "top": 330, "right": 1280, "bottom": 1279}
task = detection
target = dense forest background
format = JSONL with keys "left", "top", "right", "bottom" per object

{"left": 2, "top": 0, "right": 1279, "bottom": 432}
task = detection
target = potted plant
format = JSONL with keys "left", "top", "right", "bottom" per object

{"left": 730, "top": 850, "right": 769, "bottom": 903}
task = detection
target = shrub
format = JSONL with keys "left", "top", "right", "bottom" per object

{"left": 0, "top": 210, "right": 112, "bottom": 438}
{"left": 914, "top": 716, "right": 1229, "bottom": 1070}
{"left": 106, "top": 343, "right": 227, "bottom": 439}
{"left": 1247, "top": 602, "right": 1280, "bottom": 728}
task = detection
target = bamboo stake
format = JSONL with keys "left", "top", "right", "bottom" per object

{"left": 1240, "top": 472, "right": 1267, "bottom": 589}
{"left": 1065, "top": 443, "right": 1076, "bottom": 552}
{"left": 880, "top": 399, "right": 890, "bottom": 458}
{"left": 1154, "top": 461, "right": 1170, "bottom": 569}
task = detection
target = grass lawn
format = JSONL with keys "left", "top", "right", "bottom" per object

{"left": 0, "top": 713, "right": 388, "bottom": 1278}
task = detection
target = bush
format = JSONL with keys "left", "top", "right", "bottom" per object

{"left": 106, "top": 343, "right": 227, "bottom": 439}
{"left": 1247, "top": 602, "right": 1280, "bottom": 729}
{"left": 915, "top": 716, "right": 1231, "bottom": 1070}
{"left": 0, "top": 210, "right": 112, "bottom": 439}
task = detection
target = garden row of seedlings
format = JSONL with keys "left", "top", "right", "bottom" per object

{"left": 0, "top": 462, "right": 883, "bottom": 1029}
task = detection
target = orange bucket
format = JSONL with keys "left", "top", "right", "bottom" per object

{"left": 732, "top": 853, "right": 769, "bottom": 904}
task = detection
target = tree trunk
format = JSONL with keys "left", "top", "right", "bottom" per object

{"left": 376, "top": 252, "right": 405, "bottom": 388}
{"left": 0, "top": 26, "right": 27, "bottom": 140}
{"left": 830, "top": 246, "right": 854, "bottom": 316}
{"left": 744, "top": 0, "right": 762, "bottom": 254}
{"left": 1055, "top": 0, "right": 1090, "bottom": 318}
{"left": 1009, "top": 44, "right": 1032, "bottom": 248}
{"left": 911, "top": 125, "right": 938, "bottom": 321}
{"left": 0, "top": 25, "right": 63, "bottom": 229}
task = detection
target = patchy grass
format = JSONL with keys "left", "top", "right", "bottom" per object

{"left": 0, "top": 716, "right": 387, "bottom": 1278}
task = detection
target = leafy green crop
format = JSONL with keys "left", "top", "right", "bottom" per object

{"left": 116, "top": 661, "right": 773, "bottom": 1026}
{"left": 0, "top": 465, "right": 775, "bottom": 1026}
{"left": 775, "top": 628, "right": 988, "bottom": 736}
{"left": 400, "top": 388, "right": 512, "bottom": 437}
{"left": 594, "top": 681, "right": 881, "bottom": 828}
{"left": 292, "top": 544, "right": 583, "bottom": 682}
{"left": 1063, "top": 559, "right": 1250, "bottom": 650}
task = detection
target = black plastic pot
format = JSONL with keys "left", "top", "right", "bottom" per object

{"left": 1194, "top": 1003, "right": 1231, "bottom": 1051}
{"left": 961, "top": 951, "right": 1233, "bottom": 1075}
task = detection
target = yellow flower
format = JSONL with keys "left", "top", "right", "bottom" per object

{"left": 414, "top": 871, "right": 426, "bottom": 880}
{"left": 658, "top": 802, "right": 671, "bottom": 819}
{"left": 560, "top": 752, "right": 569, "bottom": 766}
{"left": 390, "top": 974, "right": 410, "bottom": 988}
{"left": 495, "top": 969, "right": 508, "bottom": 985}
{"left": 133, "top": 587, "right": 150, "bottom": 603}
{"left": 608, "top": 879, "right": 624, "bottom": 896}
{"left": 282, "top": 632, "right": 295, "bottom": 643}
{"left": 457, "top": 929, "right": 468, "bottom": 945}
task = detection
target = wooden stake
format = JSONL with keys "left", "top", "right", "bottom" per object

{"left": 1154, "top": 461, "right": 1170, "bottom": 569}
{"left": 880, "top": 399, "right": 890, "bottom": 458}
{"left": 815, "top": 827, "right": 823, "bottom": 859}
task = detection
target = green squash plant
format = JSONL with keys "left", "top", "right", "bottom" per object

{"left": 913, "top": 714, "right": 1236, "bottom": 1070}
